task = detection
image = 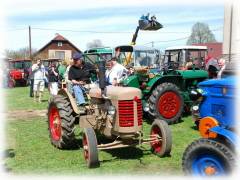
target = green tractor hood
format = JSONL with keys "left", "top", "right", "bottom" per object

{"left": 177, "top": 70, "right": 208, "bottom": 79}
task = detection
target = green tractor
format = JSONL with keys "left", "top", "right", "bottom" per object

{"left": 117, "top": 45, "right": 209, "bottom": 124}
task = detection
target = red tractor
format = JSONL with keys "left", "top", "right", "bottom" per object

{"left": 7, "top": 59, "right": 32, "bottom": 88}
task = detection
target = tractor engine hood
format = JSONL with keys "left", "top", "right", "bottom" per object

{"left": 89, "top": 86, "right": 142, "bottom": 101}
{"left": 177, "top": 70, "right": 208, "bottom": 79}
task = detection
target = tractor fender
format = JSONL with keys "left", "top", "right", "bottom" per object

{"left": 58, "top": 88, "right": 80, "bottom": 114}
{"left": 148, "top": 75, "right": 183, "bottom": 93}
{"left": 210, "top": 126, "right": 237, "bottom": 145}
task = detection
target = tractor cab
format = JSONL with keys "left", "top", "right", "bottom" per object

{"left": 163, "top": 45, "right": 207, "bottom": 71}
{"left": 84, "top": 47, "right": 113, "bottom": 82}
{"left": 115, "top": 45, "right": 160, "bottom": 69}
{"left": 84, "top": 47, "right": 113, "bottom": 64}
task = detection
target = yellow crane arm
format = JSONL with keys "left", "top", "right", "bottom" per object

{"left": 123, "top": 26, "right": 140, "bottom": 66}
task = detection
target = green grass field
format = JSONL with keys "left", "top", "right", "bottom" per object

{"left": 4, "top": 87, "right": 200, "bottom": 175}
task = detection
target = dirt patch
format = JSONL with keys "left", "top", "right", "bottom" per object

{"left": 7, "top": 110, "right": 47, "bottom": 120}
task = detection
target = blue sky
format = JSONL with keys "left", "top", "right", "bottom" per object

{"left": 3, "top": 0, "right": 224, "bottom": 52}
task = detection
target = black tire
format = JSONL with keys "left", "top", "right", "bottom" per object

{"left": 48, "top": 95, "right": 76, "bottom": 149}
{"left": 149, "top": 82, "right": 183, "bottom": 124}
{"left": 150, "top": 119, "right": 172, "bottom": 157}
{"left": 82, "top": 128, "right": 99, "bottom": 168}
{"left": 182, "top": 138, "right": 235, "bottom": 176}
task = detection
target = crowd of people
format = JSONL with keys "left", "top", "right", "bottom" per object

{"left": 29, "top": 52, "right": 127, "bottom": 104}
{"left": 29, "top": 58, "right": 67, "bottom": 102}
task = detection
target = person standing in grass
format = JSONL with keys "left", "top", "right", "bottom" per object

{"left": 48, "top": 62, "right": 59, "bottom": 96}
{"left": 29, "top": 60, "right": 35, "bottom": 97}
{"left": 58, "top": 60, "right": 67, "bottom": 82}
{"left": 32, "top": 59, "right": 46, "bottom": 102}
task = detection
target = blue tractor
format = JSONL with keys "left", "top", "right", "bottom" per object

{"left": 182, "top": 62, "right": 237, "bottom": 176}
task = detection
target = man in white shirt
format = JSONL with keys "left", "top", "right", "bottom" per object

{"left": 32, "top": 59, "right": 46, "bottom": 102}
{"left": 105, "top": 57, "right": 128, "bottom": 86}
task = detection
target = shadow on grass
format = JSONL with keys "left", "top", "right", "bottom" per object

{"left": 190, "top": 125, "right": 198, "bottom": 131}
{"left": 4, "top": 149, "right": 15, "bottom": 158}
{"left": 105, "top": 147, "right": 143, "bottom": 160}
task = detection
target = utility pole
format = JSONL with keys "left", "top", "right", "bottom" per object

{"left": 29, "top": 26, "right": 32, "bottom": 59}
{"left": 228, "top": 4, "right": 233, "bottom": 62}
{"left": 151, "top": 41, "right": 154, "bottom": 47}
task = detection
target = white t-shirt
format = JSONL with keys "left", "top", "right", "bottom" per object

{"left": 32, "top": 64, "right": 45, "bottom": 80}
{"left": 105, "top": 63, "right": 127, "bottom": 84}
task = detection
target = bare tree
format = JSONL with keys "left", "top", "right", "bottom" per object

{"left": 4, "top": 47, "right": 37, "bottom": 59}
{"left": 86, "top": 39, "right": 104, "bottom": 49}
{"left": 187, "top": 22, "right": 217, "bottom": 45}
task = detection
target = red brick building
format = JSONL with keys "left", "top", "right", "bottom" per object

{"left": 193, "top": 42, "right": 223, "bottom": 59}
{"left": 35, "top": 33, "right": 81, "bottom": 60}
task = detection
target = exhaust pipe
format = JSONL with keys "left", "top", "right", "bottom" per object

{"left": 97, "top": 60, "right": 106, "bottom": 95}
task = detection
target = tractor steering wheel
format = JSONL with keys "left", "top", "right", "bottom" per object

{"left": 163, "top": 61, "right": 179, "bottom": 71}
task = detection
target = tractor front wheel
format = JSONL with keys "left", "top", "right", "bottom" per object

{"left": 149, "top": 82, "right": 183, "bottom": 124}
{"left": 82, "top": 128, "right": 99, "bottom": 168}
{"left": 48, "top": 95, "right": 76, "bottom": 149}
{"left": 150, "top": 119, "right": 172, "bottom": 157}
{"left": 182, "top": 138, "right": 235, "bottom": 176}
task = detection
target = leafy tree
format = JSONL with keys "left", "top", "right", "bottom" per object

{"left": 187, "top": 22, "right": 217, "bottom": 45}
{"left": 86, "top": 39, "right": 104, "bottom": 49}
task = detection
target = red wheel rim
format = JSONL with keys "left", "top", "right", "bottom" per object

{"left": 83, "top": 134, "right": 89, "bottom": 161}
{"left": 158, "top": 91, "right": 181, "bottom": 119}
{"left": 150, "top": 126, "right": 162, "bottom": 153}
{"left": 49, "top": 106, "right": 61, "bottom": 141}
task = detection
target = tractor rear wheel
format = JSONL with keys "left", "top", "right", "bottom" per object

{"left": 82, "top": 128, "right": 99, "bottom": 168}
{"left": 182, "top": 138, "right": 235, "bottom": 176}
{"left": 150, "top": 119, "right": 172, "bottom": 157}
{"left": 149, "top": 82, "right": 183, "bottom": 124}
{"left": 48, "top": 95, "right": 76, "bottom": 149}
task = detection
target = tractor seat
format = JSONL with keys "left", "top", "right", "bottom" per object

{"left": 89, "top": 87, "right": 102, "bottom": 99}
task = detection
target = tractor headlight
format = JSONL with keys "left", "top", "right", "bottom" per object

{"left": 189, "top": 89, "right": 204, "bottom": 102}
{"left": 143, "top": 103, "right": 150, "bottom": 112}
{"left": 192, "top": 105, "right": 199, "bottom": 111}
{"left": 108, "top": 106, "right": 116, "bottom": 115}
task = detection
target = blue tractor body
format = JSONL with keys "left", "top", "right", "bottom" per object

{"left": 198, "top": 77, "right": 236, "bottom": 129}
{"left": 182, "top": 75, "right": 237, "bottom": 176}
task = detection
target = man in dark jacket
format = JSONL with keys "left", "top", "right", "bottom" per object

{"left": 48, "top": 62, "right": 59, "bottom": 96}
{"left": 68, "top": 52, "right": 96, "bottom": 106}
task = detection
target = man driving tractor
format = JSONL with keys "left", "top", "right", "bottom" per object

{"left": 68, "top": 52, "right": 96, "bottom": 107}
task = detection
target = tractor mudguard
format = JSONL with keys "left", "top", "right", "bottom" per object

{"left": 210, "top": 126, "right": 237, "bottom": 145}
{"left": 121, "top": 75, "right": 140, "bottom": 88}
{"left": 146, "top": 75, "right": 183, "bottom": 93}
{"left": 58, "top": 88, "right": 80, "bottom": 114}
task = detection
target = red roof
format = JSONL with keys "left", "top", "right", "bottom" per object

{"left": 36, "top": 33, "right": 81, "bottom": 54}
{"left": 192, "top": 42, "right": 222, "bottom": 59}
{"left": 53, "top": 33, "right": 67, "bottom": 41}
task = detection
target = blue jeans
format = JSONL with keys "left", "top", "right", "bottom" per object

{"left": 73, "top": 85, "right": 86, "bottom": 105}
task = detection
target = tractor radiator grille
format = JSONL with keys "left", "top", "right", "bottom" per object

{"left": 118, "top": 99, "right": 143, "bottom": 127}
{"left": 118, "top": 100, "right": 134, "bottom": 127}
{"left": 137, "top": 99, "right": 143, "bottom": 126}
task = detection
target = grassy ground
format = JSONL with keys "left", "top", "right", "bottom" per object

{"left": 4, "top": 86, "right": 50, "bottom": 111}
{"left": 4, "top": 87, "right": 200, "bottom": 175}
